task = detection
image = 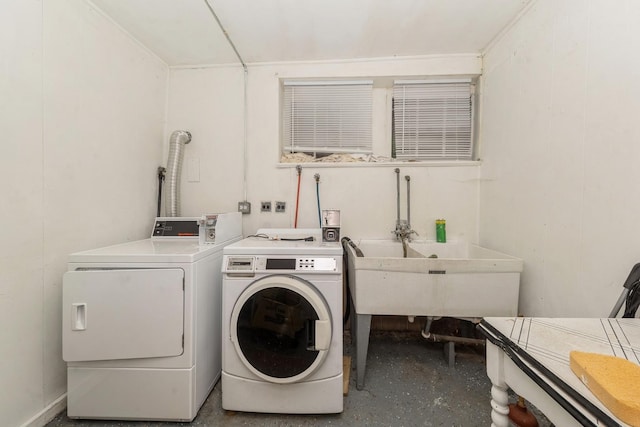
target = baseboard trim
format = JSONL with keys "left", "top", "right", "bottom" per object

{"left": 21, "top": 393, "right": 67, "bottom": 427}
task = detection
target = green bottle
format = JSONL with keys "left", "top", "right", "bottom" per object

{"left": 436, "top": 219, "right": 446, "bottom": 243}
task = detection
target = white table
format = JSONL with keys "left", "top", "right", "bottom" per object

{"left": 479, "top": 317, "right": 640, "bottom": 427}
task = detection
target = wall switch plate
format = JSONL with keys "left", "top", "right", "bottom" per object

{"left": 186, "top": 157, "right": 200, "bottom": 182}
{"left": 260, "top": 201, "right": 272, "bottom": 212}
{"left": 238, "top": 201, "right": 251, "bottom": 214}
{"left": 275, "top": 201, "right": 286, "bottom": 213}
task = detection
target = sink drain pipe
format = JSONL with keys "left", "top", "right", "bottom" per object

{"left": 421, "top": 330, "right": 485, "bottom": 345}
{"left": 421, "top": 317, "right": 485, "bottom": 345}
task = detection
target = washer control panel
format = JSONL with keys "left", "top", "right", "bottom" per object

{"left": 226, "top": 256, "right": 255, "bottom": 272}
{"left": 223, "top": 255, "right": 339, "bottom": 274}
{"left": 294, "top": 257, "right": 337, "bottom": 271}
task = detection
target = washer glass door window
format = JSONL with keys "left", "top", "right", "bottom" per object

{"left": 231, "top": 275, "right": 332, "bottom": 384}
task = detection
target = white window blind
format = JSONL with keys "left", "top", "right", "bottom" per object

{"left": 393, "top": 80, "right": 473, "bottom": 160}
{"left": 282, "top": 81, "right": 373, "bottom": 155}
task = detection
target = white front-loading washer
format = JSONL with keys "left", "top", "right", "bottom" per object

{"left": 62, "top": 213, "right": 242, "bottom": 421}
{"left": 221, "top": 229, "right": 343, "bottom": 414}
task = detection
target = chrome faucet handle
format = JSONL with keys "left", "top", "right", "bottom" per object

{"left": 392, "top": 226, "right": 405, "bottom": 240}
{"left": 401, "top": 228, "right": 418, "bottom": 242}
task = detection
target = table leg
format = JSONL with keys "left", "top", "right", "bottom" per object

{"left": 355, "top": 313, "right": 371, "bottom": 390}
{"left": 485, "top": 341, "right": 510, "bottom": 427}
{"left": 490, "top": 384, "right": 510, "bottom": 427}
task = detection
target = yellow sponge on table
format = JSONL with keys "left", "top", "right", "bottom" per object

{"left": 570, "top": 350, "right": 640, "bottom": 426}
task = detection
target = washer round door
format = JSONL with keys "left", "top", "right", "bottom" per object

{"left": 230, "top": 274, "right": 333, "bottom": 384}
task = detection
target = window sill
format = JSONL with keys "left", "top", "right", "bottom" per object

{"left": 277, "top": 159, "right": 482, "bottom": 168}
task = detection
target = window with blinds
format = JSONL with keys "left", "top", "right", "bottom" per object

{"left": 393, "top": 80, "right": 474, "bottom": 161}
{"left": 282, "top": 81, "right": 373, "bottom": 156}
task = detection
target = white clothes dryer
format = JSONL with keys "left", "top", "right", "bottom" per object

{"left": 62, "top": 213, "right": 242, "bottom": 421}
{"left": 221, "top": 229, "right": 343, "bottom": 414}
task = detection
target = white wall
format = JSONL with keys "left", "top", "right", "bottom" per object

{"left": 168, "top": 55, "right": 482, "bottom": 242}
{"left": 1, "top": 1, "right": 45, "bottom": 424}
{"left": 0, "top": 1, "right": 168, "bottom": 425}
{"left": 479, "top": 0, "right": 640, "bottom": 317}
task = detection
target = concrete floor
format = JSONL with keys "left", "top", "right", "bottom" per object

{"left": 48, "top": 331, "right": 551, "bottom": 427}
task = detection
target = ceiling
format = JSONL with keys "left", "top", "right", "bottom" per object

{"left": 90, "top": 0, "right": 532, "bottom": 67}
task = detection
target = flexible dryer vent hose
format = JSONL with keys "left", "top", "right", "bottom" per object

{"left": 165, "top": 130, "right": 191, "bottom": 217}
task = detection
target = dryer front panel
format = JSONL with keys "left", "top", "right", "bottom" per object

{"left": 63, "top": 268, "right": 185, "bottom": 362}
{"left": 230, "top": 275, "right": 332, "bottom": 384}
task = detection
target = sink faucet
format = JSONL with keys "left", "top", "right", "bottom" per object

{"left": 393, "top": 169, "right": 418, "bottom": 244}
{"left": 395, "top": 220, "right": 416, "bottom": 241}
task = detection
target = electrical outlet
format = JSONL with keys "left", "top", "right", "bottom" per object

{"left": 261, "top": 201, "right": 272, "bottom": 212}
{"left": 275, "top": 201, "right": 286, "bottom": 213}
{"left": 238, "top": 201, "right": 251, "bottom": 214}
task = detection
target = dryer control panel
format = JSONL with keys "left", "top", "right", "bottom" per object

{"left": 152, "top": 218, "right": 200, "bottom": 238}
